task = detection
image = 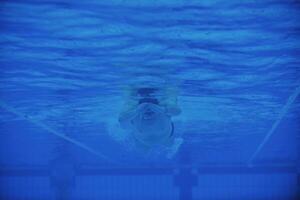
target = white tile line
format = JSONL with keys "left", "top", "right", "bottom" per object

{"left": 0, "top": 101, "right": 121, "bottom": 165}
{"left": 248, "top": 84, "right": 300, "bottom": 167}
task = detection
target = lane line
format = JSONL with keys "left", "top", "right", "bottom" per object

{"left": 248, "top": 84, "right": 300, "bottom": 166}
{"left": 0, "top": 101, "right": 120, "bottom": 165}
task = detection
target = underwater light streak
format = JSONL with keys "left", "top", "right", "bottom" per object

{"left": 0, "top": 101, "right": 120, "bottom": 165}
{"left": 247, "top": 84, "right": 300, "bottom": 166}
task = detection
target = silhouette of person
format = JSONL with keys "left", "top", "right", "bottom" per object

{"left": 118, "top": 87, "right": 182, "bottom": 156}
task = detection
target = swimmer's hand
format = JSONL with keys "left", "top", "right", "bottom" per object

{"left": 119, "top": 102, "right": 180, "bottom": 129}
{"left": 166, "top": 138, "right": 183, "bottom": 159}
{"left": 136, "top": 102, "right": 164, "bottom": 112}
{"left": 119, "top": 109, "right": 138, "bottom": 129}
{"left": 165, "top": 105, "right": 181, "bottom": 116}
{"left": 119, "top": 103, "right": 161, "bottom": 129}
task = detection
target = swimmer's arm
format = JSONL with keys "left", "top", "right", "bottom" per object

{"left": 161, "top": 88, "right": 181, "bottom": 116}
{"left": 159, "top": 100, "right": 181, "bottom": 116}
{"left": 118, "top": 109, "right": 137, "bottom": 129}
{"left": 165, "top": 105, "right": 181, "bottom": 116}
{"left": 119, "top": 103, "right": 152, "bottom": 129}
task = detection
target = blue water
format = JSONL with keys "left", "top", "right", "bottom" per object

{"left": 0, "top": 0, "right": 300, "bottom": 199}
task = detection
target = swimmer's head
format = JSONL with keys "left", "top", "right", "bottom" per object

{"left": 132, "top": 103, "right": 173, "bottom": 146}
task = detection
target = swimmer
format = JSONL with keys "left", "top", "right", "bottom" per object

{"left": 118, "top": 87, "right": 182, "bottom": 156}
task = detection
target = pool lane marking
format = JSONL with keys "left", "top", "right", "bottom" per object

{"left": 0, "top": 101, "right": 121, "bottom": 165}
{"left": 248, "top": 84, "right": 300, "bottom": 166}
